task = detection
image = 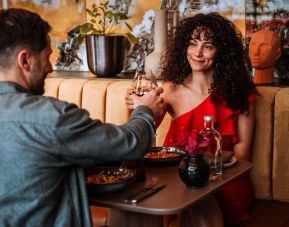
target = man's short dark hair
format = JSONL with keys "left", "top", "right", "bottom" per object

{"left": 0, "top": 8, "right": 51, "bottom": 68}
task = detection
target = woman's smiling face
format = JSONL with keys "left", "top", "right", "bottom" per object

{"left": 186, "top": 28, "right": 217, "bottom": 73}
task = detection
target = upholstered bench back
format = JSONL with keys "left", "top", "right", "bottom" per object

{"left": 44, "top": 77, "right": 289, "bottom": 202}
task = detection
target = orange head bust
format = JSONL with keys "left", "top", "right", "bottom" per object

{"left": 249, "top": 30, "right": 281, "bottom": 84}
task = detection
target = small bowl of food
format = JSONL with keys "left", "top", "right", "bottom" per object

{"left": 85, "top": 167, "right": 136, "bottom": 193}
{"left": 144, "top": 147, "right": 186, "bottom": 167}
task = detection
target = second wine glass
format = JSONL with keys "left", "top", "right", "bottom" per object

{"left": 132, "top": 71, "right": 158, "bottom": 96}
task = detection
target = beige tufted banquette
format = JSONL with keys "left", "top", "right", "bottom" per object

{"left": 44, "top": 76, "right": 289, "bottom": 226}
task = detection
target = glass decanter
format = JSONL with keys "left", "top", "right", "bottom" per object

{"left": 199, "top": 115, "right": 222, "bottom": 180}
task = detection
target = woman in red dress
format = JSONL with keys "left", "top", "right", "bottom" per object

{"left": 127, "top": 13, "right": 256, "bottom": 227}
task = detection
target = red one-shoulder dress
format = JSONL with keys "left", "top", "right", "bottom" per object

{"left": 163, "top": 95, "right": 254, "bottom": 226}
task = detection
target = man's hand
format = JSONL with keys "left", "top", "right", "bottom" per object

{"left": 125, "top": 87, "right": 165, "bottom": 119}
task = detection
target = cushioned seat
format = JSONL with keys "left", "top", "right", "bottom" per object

{"left": 44, "top": 76, "right": 289, "bottom": 226}
{"left": 90, "top": 206, "right": 108, "bottom": 227}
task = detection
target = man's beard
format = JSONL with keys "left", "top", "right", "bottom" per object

{"left": 31, "top": 59, "right": 47, "bottom": 95}
{"left": 31, "top": 76, "right": 46, "bottom": 95}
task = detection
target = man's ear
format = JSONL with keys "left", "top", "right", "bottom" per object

{"left": 17, "top": 50, "right": 32, "bottom": 71}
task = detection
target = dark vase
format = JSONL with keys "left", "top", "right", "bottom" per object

{"left": 178, "top": 154, "right": 210, "bottom": 188}
{"left": 85, "top": 35, "right": 125, "bottom": 77}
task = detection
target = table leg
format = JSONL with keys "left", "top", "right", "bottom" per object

{"left": 108, "top": 208, "right": 163, "bottom": 227}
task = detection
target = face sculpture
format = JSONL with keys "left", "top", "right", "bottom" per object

{"left": 249, "top": 30, "right": 281, "bottom": 70}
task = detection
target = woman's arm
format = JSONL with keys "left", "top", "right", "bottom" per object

{"left": 234, "top": 103, "right": 255, "bottom": 161}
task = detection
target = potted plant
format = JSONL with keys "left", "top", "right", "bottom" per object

{"left": 77, "top": 1, "right": 137, "bottom": 77}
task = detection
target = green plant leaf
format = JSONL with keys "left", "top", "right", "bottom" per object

{"left": 86, "top": 9, "right": 94, "bottom": 17}
{"left": 116, "top": 13, "right": 128, "bottom": 20}
{"left": 76, "top": 34, "right": 85, "bottom": 45}
{"left": 90, "top": 31, "right": 102, "bottom": 35}
{"left": 126, "top": 33, "right": 137, "bottom": 44}
{"left": 99, "top": 6, "right": 105, "bottom": 13}
{"left": 105, "top": 11, "right": 113, "bottom": 19}
{"left": 114, "top": 14, "right": 120, "bottom": 21}
{"left": 79, "top": 1, "right": 136, "bottom": 43}
{"left": 125, "top": 22, "right": 133, "bottom": 31}
{"left": 79, "top": 23, "right": 94, "bottom": 34}
{"left": 103, "top": 1, "right": 109, "bottom": 8}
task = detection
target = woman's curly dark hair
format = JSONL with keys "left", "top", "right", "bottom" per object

{"left": 160, "top": 12, "right": 256, "bottom": 113}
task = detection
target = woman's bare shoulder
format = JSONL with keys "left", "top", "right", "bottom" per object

{"left": 160, "top": 81, "right": 178, "bottom": 92}
{"left": 160, "top": 81, "right": 184, "bottom": 105}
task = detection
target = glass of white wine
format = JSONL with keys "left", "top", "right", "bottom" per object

{"left": 132, "top": 71, "right": 158, "bottom": 96}
{"left": 131, "top": 70, "right": 159, "bottom": 146}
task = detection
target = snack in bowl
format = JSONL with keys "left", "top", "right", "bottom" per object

{"left": 144, "top": 147, "right": 186, "bottom": 166}
{"left": 86, "top": 169, "right": 131, "bottom": 184}
{"left": 85, "top": 167, "right": 136, "bottom": 193}
{"left": 144, "top": 150, "right": 179, "bottom": 159}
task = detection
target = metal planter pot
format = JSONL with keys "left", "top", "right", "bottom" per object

{"left": 85, "top": 35, "right": 125, "bottom": 77}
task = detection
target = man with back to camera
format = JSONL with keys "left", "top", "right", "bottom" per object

{"left": 0, "top": 8, "right": 164, "bottom": 227}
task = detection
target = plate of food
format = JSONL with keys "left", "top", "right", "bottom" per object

{"left": 204, "top": 151, "right": 237, "bottom": 168}
{"left": 221, "top": 151, "right": 237, "bottom": 168}
{"left": 223, "top": 156, "right": 238, "bottom": 168}
{"left": 144, "top": 147, "right": 186, "bottom": 167}
{"left": 85, "top": 167, "right": 136, "bottom": 193}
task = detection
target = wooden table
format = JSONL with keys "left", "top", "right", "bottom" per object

{"left": 89, "top": 160, "right": 252, "bottom": 227}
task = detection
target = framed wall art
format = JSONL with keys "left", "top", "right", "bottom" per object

{"left": 123, "top": 0, "right": 246, "bottom": 73}
{"left": 3, "top": 0, "right": 273, "bottom": 77}
{"left": 5, "top": 0, "right": 87, "bottom": 71}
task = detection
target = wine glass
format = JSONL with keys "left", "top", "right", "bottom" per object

{"left": 131, "top": 70, "right": 159, "bottom": 147}
{"left": 132, "top": 71, "right": 158, "bottom": 96}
